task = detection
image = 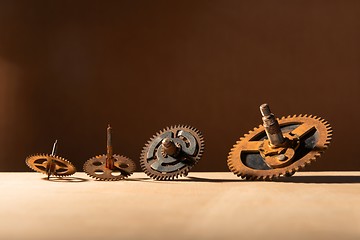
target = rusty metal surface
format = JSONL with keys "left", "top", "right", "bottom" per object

{"left": 25, "top": 154, "right": 76, "bottom": 178}
{"left": 140, "top": 125, "right": 205, "bottom": 180}
{"left": 227, "top": 104, "right": 333, "bottom": 180}
{"left": 83, "top": 125, "right": 136, "bottom": 181}
{"left": 83, "top": 154, "right": 136, "bottom": 181}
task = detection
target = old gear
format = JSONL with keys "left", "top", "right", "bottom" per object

{"left": 26, "top": 140, "right": 76, "bottom": 179}
{"left": 227, "top": 104, "right": 332, "bottom": 180}
{"left": 140, "top": 125, "right": 205, "bottom": 180}
{"left": 83, "top": 125, "right": 136, "bottom": 181}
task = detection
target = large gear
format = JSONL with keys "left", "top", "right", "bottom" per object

{"left": 83, "top": 154, "right": 136, "bottom": 181}
{"left": 140, "top": 125, "right": 205, "bottom": 180}
{"left": 25, "top": 140, "right": 76, "bottom": 179}
{"left": 227, "top": 104, "right": 332, "bottom": 180}
{"left": 83, "top": 125, "right": 136, "bottom": 181}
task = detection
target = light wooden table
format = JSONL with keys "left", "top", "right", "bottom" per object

{"left": 0, "top": 172, "right": 359, "bottom": 240}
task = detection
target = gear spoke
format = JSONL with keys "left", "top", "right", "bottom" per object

{"left": 289, "top": 123, "right": 315, "bottom": 139}
{"left": 242, "top": 141, "right": 263, "bottom": 152}
{"left": 34, "top": 163, "right": 47, "bottom": 167}
{"left": 26, "top": 154, "right": 76, "bottom": 178}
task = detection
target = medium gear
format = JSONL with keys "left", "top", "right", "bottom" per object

{"left": 83, "top": 125, "right": 136, "bottom": 181}
{"left": 83, "top": 154, "right": 136, "bottom": 181}
{"left": 25, "top": 140, "right": 76, "bottom": 179}
{"left": 140, "top": 125, "right": 205, "bottom": 180}
{"left": 227, "top": 104, "right": 332, "bottom": 180}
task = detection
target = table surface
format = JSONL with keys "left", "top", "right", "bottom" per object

{"left": 1, "top": 172, "right": 359, "bottom": 240}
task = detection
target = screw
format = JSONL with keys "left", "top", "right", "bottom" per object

{"left": 277, "top": 154, "right": 286, "bottom": 161}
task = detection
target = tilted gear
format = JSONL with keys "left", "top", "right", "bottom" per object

{"left": 227, "top": 104, "right": 332, "bottom": 180}
{"left": 140, "top": 125, "right": 205, "bottom": 180}
{"left": 26, "top": 140, "right": 76, "bottom": 179}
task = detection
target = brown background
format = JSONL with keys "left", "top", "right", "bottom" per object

{"left": 0, "top": 0, "right": 359, "bottom": 172}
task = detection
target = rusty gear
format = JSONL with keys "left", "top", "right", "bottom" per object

{"left": 83, "top": 154, "right": 136, "bottom": 181}
{"left": 140, "top": 125, "right": 205, "bottom": 180}
{"left": 26, "top": 154, "right": 76, "bottom": 177}
{"left": 227, "top": 114, "right": 332, "bottom": 180}
{"left": 83, "top": 125, "right": 136, "bottom": 181}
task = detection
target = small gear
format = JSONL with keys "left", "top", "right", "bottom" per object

{"left": 83, "top": 125, "right": 136, "bottom": 181}
{"left": 83, "top": 154, "right": 136, "bottom": 181}
{"left": 25, "top": 140, "right": 76, "bottom": 179}
{"left": 140, "top": 125, "right": 205, "bottom": 180}
{"left": 227, "top": 104, "right": 332, "bottom": 180}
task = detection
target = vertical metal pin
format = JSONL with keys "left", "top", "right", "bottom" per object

{"left": 106, "top": 124, "right": 115, "bottom": 169}
{"left": 51, "top": 140, "right": 58, "bottom": 156}
{"left": 47, "top": 140, "right": 58, "bottom": 179}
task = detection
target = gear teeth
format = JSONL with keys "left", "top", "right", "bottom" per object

{"left": 26, "top": 153, "right": 76, "bottom": 177}
{"left": 84, "top": 154, "right": 135, "bottom": 181}
{"left": 227, "top": 114, "right": 333, "bottom": 181}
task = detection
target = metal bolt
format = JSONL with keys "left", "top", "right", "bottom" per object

{"left": 277, "top": 154, "right": 286, "bottom": 161}
{"left": 162, "top": 138, "right": 179, "bottom": 156}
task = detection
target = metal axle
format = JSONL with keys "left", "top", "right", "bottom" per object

{"left": 162, "top": 138, "right": 180, "bottom": 157}
{"left": 51, "top": 140, "right": 58, "bottom": 156}
{"left": 106, "top": 124, "right": 115, "bottom": 170}
{"left": 260, "top": 103, "right": 285, "bottom": 147}
{"left": 47, "top": 140, "right": 58, "bottom": 179}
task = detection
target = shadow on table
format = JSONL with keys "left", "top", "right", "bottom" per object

{"left": 41, "top": 175, "right": 360, "bottom": 184}
{"left": 176, "top": 175, "right": 360, "bottom": 184}
{"left": 121, "top": 176, "right": 243, "bottom": 183}
{"left": 274, "top": 175, "right": 360, "bottom": 184}
{"left": 184, "top": 176, "right": 360, "bottom": 184}
{"left": 43, "top": 177, "right": 89, "bottom": 183}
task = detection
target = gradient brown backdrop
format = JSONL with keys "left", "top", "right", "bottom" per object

{"left": 0, "top": 0, "right": 359, "bottom": 172}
